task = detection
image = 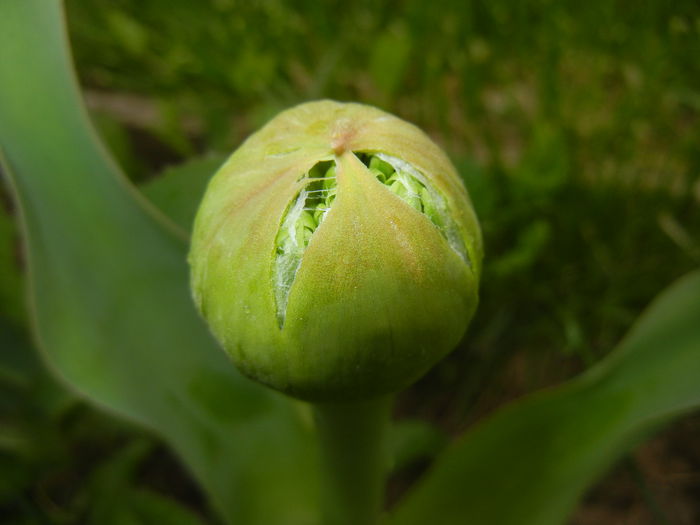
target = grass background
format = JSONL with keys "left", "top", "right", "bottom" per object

{"left": 1, "top": 0, "right": 699, "bottom": 523}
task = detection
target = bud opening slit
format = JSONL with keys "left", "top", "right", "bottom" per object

{"left": 274, "top": 161, "right": 337, "bottom": 327}
{"left": 355, "top": 152, "right": 469, "bottom": 264}
{"left": 273, "top": 154, "right": 469, "bottom": 328}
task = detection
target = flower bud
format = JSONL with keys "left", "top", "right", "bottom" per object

{"left": 189, "top": 101, "right": 482, "bottom": 401}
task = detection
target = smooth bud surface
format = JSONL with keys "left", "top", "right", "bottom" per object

{"left": 189, "top": 100, "right": 482, "bottom": 401}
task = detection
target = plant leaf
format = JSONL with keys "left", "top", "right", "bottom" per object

{"left": 0, "top": 2, "right": 317, "bottom": 524}
{"left": 140, "top": 154, "right": 227, "bottom": 233}
{"left": 390, "top": 269, "right": 700, "bottom": 525}
{"left": 0, "top": 203, "right": 23, "bottom": 326}
{"left": 389, "top": 419, "right": 447, "bottom": 473}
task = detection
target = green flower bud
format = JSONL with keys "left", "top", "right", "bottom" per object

{"left": 189, "top": 100, "right": 483, "bottom": 401}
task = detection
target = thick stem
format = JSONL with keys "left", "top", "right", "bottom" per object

{"left": 313, "top": 396, "right": 393, "bottom": 525}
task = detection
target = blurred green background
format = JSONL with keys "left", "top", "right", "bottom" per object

{"left": 1, "top": 0, "right": 699, "bottom": 523}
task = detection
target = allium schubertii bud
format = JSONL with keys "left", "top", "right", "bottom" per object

{"left": 189, "top": 101, "right": 483, "bottom": 401}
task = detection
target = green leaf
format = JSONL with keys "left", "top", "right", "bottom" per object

{"left": 122, "top": 489, "right": 212, "bottom": 525}
{"left": 84, "top": 440, "right": 211, "bottom": 525}
{"left": 389, "top": 419, "right": 447, "bottom": 472}
{"left": 140, "top": 154, "right": 227, "bottom": 233}
{"left": 85, "top": 440, "right": 155, "bottom": 525}
{"left": 391, "top": 269, "right": 700, "bottom": 525}
{"left": 0, "top": 2, "right": 317, "bottom": 524}
{"left": 0, "top": 204, "right": 23, "bottom": 326}
{"left": 91, "top": 110, "right": 147, "bottom": 181}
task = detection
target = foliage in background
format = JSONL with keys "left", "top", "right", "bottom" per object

{"left": 65, "top": 0, "right": 700, "bottom": 376}
{"left": 1, "top": 0, "right": 699, "bottom": 523}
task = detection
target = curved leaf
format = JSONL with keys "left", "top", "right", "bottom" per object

{"left": 391, "top": 269, "right": 700, "bottom": 525}
{"left": 0, "top": 2, "right": 317, "bottom": 524}
{"left": 140, "top": 154, "right": 227, "bottom": 233}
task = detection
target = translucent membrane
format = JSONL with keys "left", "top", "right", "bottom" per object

{"left": 274, "top": 161, "right": 337, "bottom": 325}
{"left": 273, "top": 154, "right": 467, "bottom": 326}
{"left": 356, "top": 153, "right": 468, "bottom": 265}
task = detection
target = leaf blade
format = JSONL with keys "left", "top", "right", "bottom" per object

{"left": 0, "top": 2, "right": 317, "bottom": 523}
{"left": 391, "top": 269, "right": 700, "bottom": 525}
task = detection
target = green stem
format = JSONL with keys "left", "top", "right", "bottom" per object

{"left": 313, "top": 396, "right": 393, "bottom": 525}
